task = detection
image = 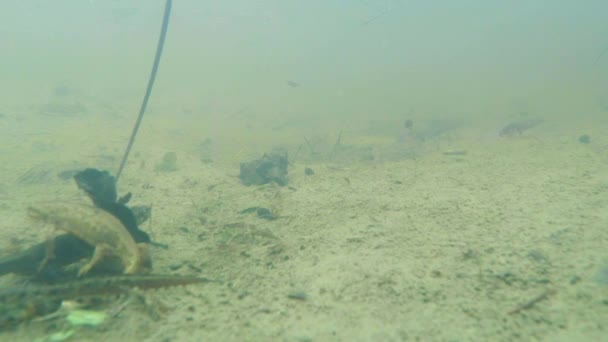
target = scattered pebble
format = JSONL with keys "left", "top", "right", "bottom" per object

{"left": 442, "top": 150, "right": 467, "bottom": 156}
{"left": 287, "top": 291, "right": 308, "bottom": 301}
{"left": 578, "top": 134, "right": 591, "bottom": 144}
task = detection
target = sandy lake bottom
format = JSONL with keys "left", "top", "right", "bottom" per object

{"left": 0, "top": 110, "right": 607, "bottom": 342}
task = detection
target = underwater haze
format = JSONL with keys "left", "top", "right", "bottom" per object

{"left": 1, "top": 1, "right": 608, "bottom": 341}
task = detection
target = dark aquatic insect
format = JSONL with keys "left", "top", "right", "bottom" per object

{"left": 0, "top": 274, "right": 210, "bottom": 328}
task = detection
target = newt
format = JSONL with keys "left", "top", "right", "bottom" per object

{"left": 27, "top": 202, "right": 150, "bottom": 276}
{"left": 0, "top": 168, "right": 154, "bottom": 280}
{"left": 0, "top": 274, "right": 210, "bottom": 328}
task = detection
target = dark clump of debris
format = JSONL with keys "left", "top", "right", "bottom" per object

{"left": 239, "top": 150, "right": 288, "bottom": 186}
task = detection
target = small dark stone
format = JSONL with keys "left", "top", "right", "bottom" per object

{"left": 495, "top": 272, "right": 516, "bottom": 285}
{"left": 578, "top": 134, "right": 591, "bottom": 144}
{"left": 256, "top": 207, "right": 276, "bottom": 220}
{"left": 594, "top": 265, "right": 608, "bottom": 285}
{"left": 178, "top": 226, "right": 190, "bottom": 233}
{"left": 462, "top": 249, "right": 478, "bottom": 260}
{"left": 304, "top": 167, "right": 314, "bottom": 176}
{"left": 527, "top": 249, "right": 548, "bottom": 263}
{"left": 287, "top": 291, "right": 308, "bottom": 301}
{"left": 404, "top": 119, "right": 413, "bottom": 129}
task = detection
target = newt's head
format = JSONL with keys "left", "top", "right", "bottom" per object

{"left": 123, "top": 243, "right": 152, "bottom": 274}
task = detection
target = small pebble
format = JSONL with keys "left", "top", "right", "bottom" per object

{"left": 287, "top": 291, "right": 308, "bottom": 301}
{"left": 256, "top": 208, "right": 275, "bottom": 220}
{"left": 578, "top": 134, "right": 591, "bottom": 144}
{"left": 304, "top": 167, "right": 314, "bottom": 176}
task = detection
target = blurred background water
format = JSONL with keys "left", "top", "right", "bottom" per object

{"left": 2, "top": 1, "right": 607, "bottom": 128}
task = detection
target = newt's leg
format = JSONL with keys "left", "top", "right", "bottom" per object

{"left": 37, "top": 236, "right": 56, "bottom": 273}
{"left": 137, "top": 243, "right": 152, "bottom": 273}
{"left": 78, "top": 243, "right": 112, "bottom": 276}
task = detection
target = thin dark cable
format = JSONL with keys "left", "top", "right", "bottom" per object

{"left": 596, "top": 45, "right": 608, "bottom": 65}
{"left": 116, "top": 0, "right": 172, "bottom": 182}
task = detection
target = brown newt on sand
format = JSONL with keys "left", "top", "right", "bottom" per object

{"left": 0, "top": 274, "right": 210, "bottom": 328}
{"left": 0, "top": 168, "right": 156, "bottom": 280}
{"left": 27, "top": 202, "right": 150, "bottom": 276}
